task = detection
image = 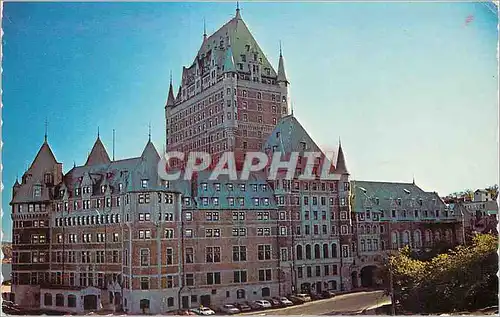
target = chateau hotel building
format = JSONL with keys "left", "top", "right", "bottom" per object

{"left": 10, "top": 7, "right": 464, "bottom": 315}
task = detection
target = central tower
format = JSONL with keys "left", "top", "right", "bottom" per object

{"left": 165, "top": 6, "right": 289, "bottom": 166}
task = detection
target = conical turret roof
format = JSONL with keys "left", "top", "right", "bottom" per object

{"left": 85, "top": 136, "right": 111, "bottom": 166}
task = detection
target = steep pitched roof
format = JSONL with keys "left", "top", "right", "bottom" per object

{"left": 190, "top": 12, "right": 277, "bottom": 77}
{"left": 277, "top": 50, "right": 288, "bottom": 84}
{"left": 165, "top": 76, "right": 175, "bottom": 108}
{"left": 85, "top": 137, "right": 111, "bottom": 166}
{"left": 262, "top": 114, "right": 324, "bottom": 154}
{"left": 29, "top": 141, "right": 58, "bottom": 171}
{"left": 335, "top": 141, "right": 348, "bottom": 175}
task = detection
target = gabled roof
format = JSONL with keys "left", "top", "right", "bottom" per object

{"left": 85, "top": 137, "right": 111, "bottom": 166}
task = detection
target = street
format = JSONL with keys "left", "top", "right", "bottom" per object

{"left": 244, "top": 291, "right": 391, "bottom": 315}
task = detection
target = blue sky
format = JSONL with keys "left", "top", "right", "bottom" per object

{"left": 1, "top": 2, "right": 498, "bottom": 241}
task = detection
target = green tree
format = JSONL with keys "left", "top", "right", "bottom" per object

{"left": 388, "top": 234, "right": 498, "bottom": 314}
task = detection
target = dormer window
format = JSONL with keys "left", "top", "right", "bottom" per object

{"left": 375, "top": 198, "right": 380, "bottom": 205}
{"left": 59, "top": 190, "right": 65, "bottom": 197}
{"left": 397, "top": 198, "right": 402, "bottom": 206}
{"left": 44, "top": 173, "right": 53, "bottom": 185}
{"left": 75, "top": 188, "right": 81, "bottom": 196}
{"left": 118, "top": 183, "right": 123, "bottom": 192}
{"left": 34, "top": 186, "right": 41, "bottom": 197}
{"left": 214, "top": 183, "right": 221, "bottom": 191}
{"left": 101, "top": 185, "right": 106, "bottom": 193}
{"left": 300, "top": 142, "right": 307, "bottom": 151}
{"left": 141, "top": 180, "right": 148, "bottom": 189}
{"left": 227, "top": 183, "right": 233, "bottom": 191}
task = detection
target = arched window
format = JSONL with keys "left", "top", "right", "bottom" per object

{"left": 305, "top": 244, "right": 312, "bottom": 260}
{"left": 360, "top": 239, "right": 366, "bottom": 252}
{"left": 55, "top": 294, "right": 64, "bottom": 307}
{"left": 391, "top": 231, "right": 399, "bottom": 250}
{"left": 67, "top": 295, "right": 76, "bottom": 308}
{"left": 372, "top": 225, "right": 378, "bottom": 234}
{"left": 413, "top": 230, "right": 422, "bottom": 248}
{"left": 322, "top": 244, "right": 329, "bottom": 258}
{"left": 314, "top": 244, "right": 321, "bottom": 259}
{"left": 425, "top": 230, "right": 433, "bottom": 247}
{"left": 366, "top": 226, "right": 371, "bottom": 234}
{"left": 262, "top": 287, "right": 270, "bottom": 297}
{"left": 445, "top": 229, "right": 452, "bottom": 242}
{"left": 331, "top": 243, "right": 337, "bottom": 258}
{"left": 140, "top": 299, "right": 150, "bottom": 310}
{"left": 434, "top": 230, "right": 441, "bottom": 242}
{"left": 359, "top": 225, "right": 365, "bottom": 234}
{"left": 296, "top": 245, "right": 303, "bottom": 260}
{"left": 44, "top": 293, "right": 53, "bottom": 306}
{"left": 402, "top": 231, "right": 410, "bottom": 247}
{"left": 237, "top": 289, "right": 245, "bottom": 299}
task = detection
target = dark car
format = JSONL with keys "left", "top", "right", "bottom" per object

{"left": 267, "top": 298, "right": 282, "bottom": 307}
{"left": 310, "top": 293, "right": 324, "bottom": 301}
{"left": 321, "top": 290, "right": 336, "bottom": 298}
{"left": 235, "top": 302, "right": 252, "bottom": 312}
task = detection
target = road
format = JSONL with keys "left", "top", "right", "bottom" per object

{"left": 244, "top": 290, "right": 391, "bottom": 315}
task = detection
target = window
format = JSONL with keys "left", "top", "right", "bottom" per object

{"left": 44, "top": 293, "right": 53, "bottom": 306}
{"left": 207, "top": 272, "right": 221, "bottom": 285}
{"left": 185, "top": 247, "right": 194, "bottom": 264}
{"left": 185, "top": 229, "right": 193, "bottom": 238}
{"left": 140, "top": 249, "right": 150, "bottom": 266}
{"left": 232, "top": 246, "right": 247, "bottom": 262}
{"left": 258, "top": 269, "right": 272, "bottom": 281}
{"left": 141, "top": 277, "right": 149, "bottom": 290}
{"left": 185, "top": 212, "right": 193, "bottom": 221}
{"left": 55, "top": 294, "right": 64, "bottom": 307}
{"left": 206, "top": 246, "right": 221, "bottom": 263}
{"left": 166, "top": 248, "right": 173, "bottom": 265}
{"left": 342, "top": 245, "right": 349, "bottom": 257}
{"left": 234, "top": 271, "right": 247, "bottom": 283}
{"left": 185, "top": 274, "right": 194, "bottom": 286}
{"left": 164, "top": 229, "right": 174, "bottom": 239}
{"left": 205, "top": 229, "right": 221, "bottom": 237}
{"left": 141, "top": 179, "right": 148, "bottom": 188}
{"left": 237, "top": 289, "right": 246, "bottom": 299}
{"left": 232, "top": 211, "right": 245, "bottom": 221}
{"left": 258, "top": 245, "right": 271, "bottom": 260}
{"left": 281, "top": 248, "right": 288, "bottom": 261}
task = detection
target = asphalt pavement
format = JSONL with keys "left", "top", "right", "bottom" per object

{"left": 243, "top": 290, "right": 391, "bottom": 315}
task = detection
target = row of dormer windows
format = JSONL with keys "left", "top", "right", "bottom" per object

{"left": 200, "top": 183, "right": 267, "bottom": 192}
{"left": 14, "top": 203, "right": 47, "bottom": 213}
{"left": 64, "top": 183, "right": 124, "bottom": 198}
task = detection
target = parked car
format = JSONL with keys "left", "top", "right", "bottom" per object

{"left": 234, "top": 302, "right": 252, "bottom": 312}
{"left": 267, "top": 298, "right": 282, "bottom": 307}
{"left": 251, "top": 300, "right": 272, "bottom": 309}
{"left": 310, "top": 293, "right": 324, "bottom": 301}
{"left": 219, "top": 304, "right": 240, "bottom": 315}
{"left": 289, "top": 293, "right": 312, "bottom": 303}
{"left": 277, "top": 297, "right": 294, "bottom": 306}
{"left": 190, "top": 307, "right": 216, "bottom": 316}
{"left": 321, "top": 290, "right": 336, "bottom": 298}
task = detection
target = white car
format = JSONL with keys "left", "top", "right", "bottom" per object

{"left": 252, "top": 300, "right": 272, "bottom": 309}
{"left": 219, "top": 304, "right": 240, "bottom": 314}
{"left": 279, "top": 297, "right": 294, "bottom": 306}
{"left": 191, "top": 307, "right": 216, "bottom": 315}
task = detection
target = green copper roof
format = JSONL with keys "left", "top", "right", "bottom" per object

{"left": 351, "top": 180, "right": 447, "bottom": 213}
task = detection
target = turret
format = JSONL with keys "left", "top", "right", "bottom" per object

{"left": 166, "top": 72, "right": 175, "bottom": 108}
{"left": 336, "top": 139, "right": 349, "bottom": 175}
{"left": 277, "top": 43, "right": 289, "bottom": 87}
